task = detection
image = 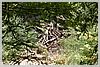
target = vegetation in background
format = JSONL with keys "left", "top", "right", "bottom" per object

{"left": 2, "top": 2, "right": 98, "bottom": 65}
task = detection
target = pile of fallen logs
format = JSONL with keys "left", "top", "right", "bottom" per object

{"left": 38, "top": 19, "right": 65, "bottom": 54}
{"left": 10, "top": 15, "right": 66, "bottom": 65}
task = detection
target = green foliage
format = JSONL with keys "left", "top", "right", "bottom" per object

{"left": 59, "top": 25, "right": 98, "bottom": 65}
{"left": 2, "top": 2, "right": 98, "bottom": 65}
{"left": 2, "top": 15, "right": 38, "bottom": 64}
